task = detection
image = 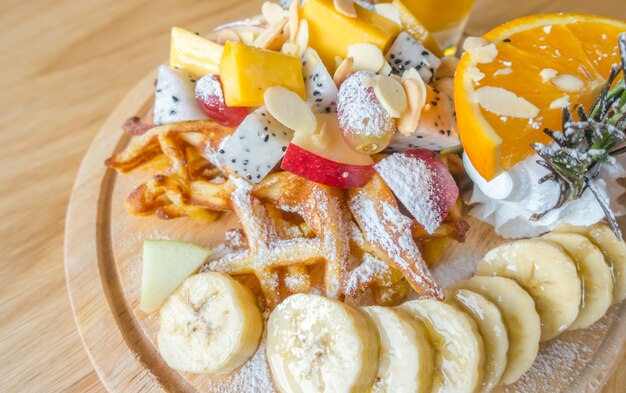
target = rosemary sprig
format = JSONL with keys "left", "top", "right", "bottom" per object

{"left": 531, "top": 33, "right": 626, "bottom": 240}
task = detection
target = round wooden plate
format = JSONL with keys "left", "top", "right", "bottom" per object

{"left": 65, "top": 69, "right": 626, "bottom": 392}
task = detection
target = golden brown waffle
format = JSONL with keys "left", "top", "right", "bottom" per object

{"left": 203, "top": 175, "right": 351, "bottom": 309}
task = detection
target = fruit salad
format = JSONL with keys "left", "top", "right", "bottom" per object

{"left": 103, "top": 1, "right": 626, "bottom": 392}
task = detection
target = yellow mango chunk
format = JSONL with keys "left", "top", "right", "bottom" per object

{"left": 219, "top": 42, "right": 305, "bottom": 107}
{"left": 302, "top": 0, "right": 401, "bottom": 70}
{"left": 170, "top": 27, "right": 224, "bottom": 77}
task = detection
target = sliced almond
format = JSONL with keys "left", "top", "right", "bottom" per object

{"left": 281, "top": 42, "right": 301, "bottom": 57}
{"left": 463, "top": 36, "right": 490, "bottom": 52}
{"left": 469, "top": 43, "right": 498, "bottom": 64}
{"left": 467, "top": 65, "right": 485, "bottom": 82}
{"left": 474, "top": 86, "right": 540, "bottom": 118}
{"left": 294, "top": 19, "right": 309, "bottom": 58}
{"left": 401, "top": 68, "right": 427, "bottom": 109}
{"left": 374, "top": 3, "right": 402, "bottom": 26}
{"left": 333, "top": 56, "right": 354, "bottom": 86}
{"left": 374, "top": 75, "right": 407, "bottom": 118}
{"left": 398, "top": 78, "right": 426, "bottom": 135}
{"left": 550, "top": 94, "right": 570, "bottom": 109}
{"left": 335, "top": 56, "right": 344, "bottom": 69}
{"left": 238, "top": 29, "right": 256, "bottom": 45}
{"left": 288, "top": 0, "right": 300, "bottom": 43}
{"left": 540, "top": 68, "right": 558, "bottom": 83}
{"left": 262, "top": 1, "right": 288, "bottom": 25}
{"left": 215, "top": 28, "right": 241, "bottom": 45}
{"left": 347, "top": 43, "right": 385, "bottom": 72}
{"left": 334, "top": 0, "right": 357, "bottom": 18}
{"left": 264, "top": 86, "right": 317, "bottom": 134}
{"left": 434, "top": 56, "right": 459, "bottom": 79}
{"left": 379, "top": 61, "right": 392, "bottom": 76}
{"left": 551, "top": 74, "right": 584, "bottom": 92}
{"left": 253, "top": 17, "right": 288, "bottom": 50}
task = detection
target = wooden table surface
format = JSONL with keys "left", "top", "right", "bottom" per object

{"left": 1, "top": 0, "right": 625, "bottom": 391}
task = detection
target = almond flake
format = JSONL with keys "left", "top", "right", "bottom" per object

{"left": 348, "top": 43, "right": 385, "bottom": 72}
{"left": 264, "top": 86, "right": 317, "bottom": 133}
{"left": 288, "top": 0, "right": 300, "bottom": 43}
{"left": 401, "top": 68, "right": 427, "bottom": 108}
{"left": 311, "top": 122, "right": 330, "bottom": 148}
{"left": 463, "top": 36, "right": 490, "bottom": 52}
{"left": 474, "top": 86, "right": 539, "bottom": 118}
{"left": 468, "top": 43, "right": 498, "bottom": 64}
{"left": 335, "top": 56, "right": 344, "bottom": 69}
{"left": 434, "top": 56, "right": 459, "bottom": 79}
{"left": 551, "top": 74, "right": 584, "bottom": 92}
{"left": 540, "top": 68, "right": 558, "bottom": 83}
{"left": 281, "top": 42, "right": 300, "bottom": 57}
{"left": 374, "top": 3, "right": 402, "bottom": 26}
{"left": 401, "top": 67, "right": 421, "bottom": 83}
{"left": 374, "top": 74, "right": 407, "bottom": 118}
{"left": 550, "top": 94, "right": 570, "bottom": 109}
{"left": 334, "top": 0, "right": 357, "bottom": 18}
{"left": 294, "top": 19, "right": 309, "bottom": 57}
{"left": 238, "top": 30, "right": 256, "bottom": 45}
{"left": 262, "top": 1, "right": 288, "bottom": 25}
{"left": 215, "top": 28, "right": 241, "bottom": 45}
{"left": 333, "top": 56, "right": 354, "bottom": 86}
{"left": 467, "top": 65, "right": 485, "bottom": 82}
{"left": 398, "top": 78, "right": 426, "bottom": 135}
{"left": 380, "top": 61, "right": 392, "bottom": 76}
{"left": 494, "top": 67, "right": 512, "bottom": 76}
{"left": 253, "top": 17, "right": 288, "bottom": 50}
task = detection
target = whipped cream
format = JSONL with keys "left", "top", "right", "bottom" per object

{"left": 463, "top": 153, "right": 626, "bottom": 238}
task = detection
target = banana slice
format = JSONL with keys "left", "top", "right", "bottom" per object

{"left": 398, "top": 299, "right": 484, "bottom": 393}
{"left": 266, "top": 293, "right": 380, "bottom": 393}
{"left": 451, "top": 276, "right": 540, "bottom": 386}
{"left": 445, "top": 288, "right": 509, "bottom": 393}
{"left": 542, "top": 232, "right": 613, "bottom": 330}
{"left": 157, "top": 272, "right": 263, "bottom": 374}
{"left": 362, "top": 306, "right": 434, "bottom": 393}
{"left": 556, "top": 223, "right": 626, "bottom": 304}
{"left": 476, "top": 239, "right": 581, "bottom": 341}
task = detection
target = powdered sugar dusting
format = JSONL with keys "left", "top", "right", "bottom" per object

{"left": 195, "top": 74, "right": 224, "bottom": 103}
{"left": 208, "top": 340, "right": 276, "bottom": 393}
{"left": 375, "top": 153, "right": 443, "bottom": 234}
{"left": 345, "top": 253, "right": 391, "bottom": 296}
{"left": 337, "top": 71, "right": 396, "bottom": 138}
{"left": 349, "top": 191, "right": 442, "bottom": 298}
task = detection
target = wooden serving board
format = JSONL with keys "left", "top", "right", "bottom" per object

{"left": 65, "top": 69, "right": 626, "bottom": 392}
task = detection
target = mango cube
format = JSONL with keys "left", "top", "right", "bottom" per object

{"left": 170, "top": 27, "right": 224, "bottom": 77}
{"left": 302, "top": 0, "right": 401, "bottom": 70}
{"left": 219, "top": 42, "right": 306, "bottom": 107}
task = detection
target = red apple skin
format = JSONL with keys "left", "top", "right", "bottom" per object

{"left": 394, "top": 148, "right": 459, "bottom": 221}
{"left": 195, "top": 75, "right": 249, "bottom": 127}
{"left": 281, "top": 144, "right": 374, "bottom": 188}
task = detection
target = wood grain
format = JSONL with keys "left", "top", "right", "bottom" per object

{"left": 1, "top": 0, "right": 625, "bottom": 392}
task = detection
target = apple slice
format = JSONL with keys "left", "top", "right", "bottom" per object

{"left": 281, "top": 114, "right": 374, "bottom": 188}
{"left": 140, "top": 239, "right": 211, "bottom": 313}
{"left": 374, "top": 149, "right": 458, "bottom": 234}
{"left": 195, "top": 74, "right": 249, "bottom": 127}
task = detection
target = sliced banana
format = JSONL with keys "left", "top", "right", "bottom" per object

{"left": 542, "top": 232, "right": 613, "bottom": 329}
{"left": 476, "top": 239, "right": 581, "bottom": 341}
{"left": 398, "top": 299, "right": 484, "bottom": 393}
{"left": 556, "top": 223, "right": 626, "bottom": 304}
{"left": 157, "top": 272, "right": 263, "bottom": 374}
{"left": 451, "top": 276, "right": 540, "bottom": 386}
{"left": 266, "top": 294, "right": 380, "bottom": 393}
{"left": 362, "top": 306, "right": 434, "bottom": 393}
{"left": 445, "top": 288, "right": 509, "bottom": 393}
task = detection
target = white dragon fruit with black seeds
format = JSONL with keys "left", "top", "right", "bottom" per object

{"left": 386, "top": 88, "right": 459, "bottom": 152}
{"left": 219, "top": 107, "right": 294, "bottom": 183}
{"left": 154, "top": 65, "right": 207, "bottom": 125}
{"left": 385, "top": 32, "right": 442, "bottom": 83}
{"left": 302, "top": 48, "right": 338, "bottom": 113}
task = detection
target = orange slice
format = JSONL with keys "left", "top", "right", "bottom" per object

{"left": 455, "top": 14, "right": 626, "bottom": 180}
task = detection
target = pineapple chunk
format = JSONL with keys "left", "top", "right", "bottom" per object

{"left": 302, "top": 0, "right": 401, "bottom": 70}
{"left": 170, "top": 27, "right": 224, "bottom": 77}
{"left": 219, "top": 42, "right": 305, "bottom": 107}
